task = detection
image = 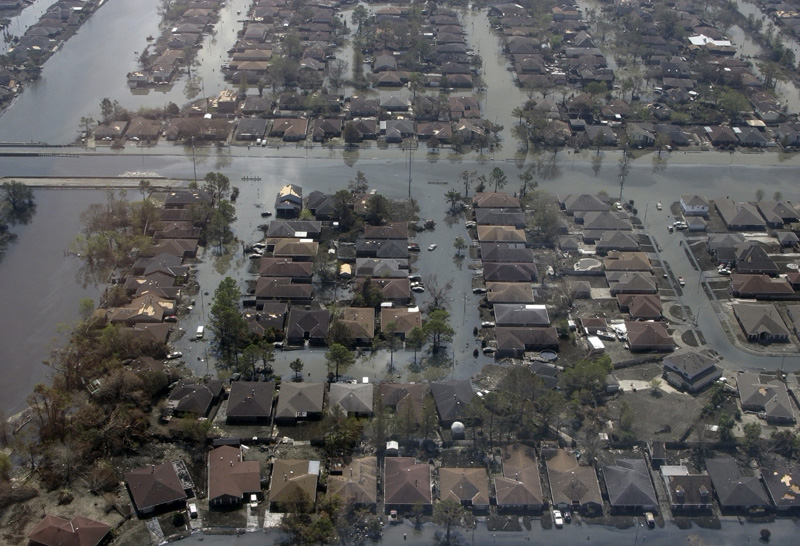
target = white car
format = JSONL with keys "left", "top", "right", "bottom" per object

{"left": 166, "top": 351, "right": 183, "bottom": 360}
{"left": 553, "top": 510, "right": 564, "bottom": 528}
{"left": 428, "top": 243, "right": 438, "bottom": 251}
{"left": 656, "top": 201, "right": 662, "bottom": 210}
{"left": 411, "top": 285, "right": 425, "bottom": 293}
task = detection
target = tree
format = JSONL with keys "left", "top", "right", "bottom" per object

{"left": 325, "top": 343, "right": 355, "bottom": 382}
{"left": 138, "top": 179, "right": 151, "bottom": 202}
{"left": 79, "top": 116, "right": 94, "bottom": 139}
{"left": 327, "top": 59, "right": 349, "bottom": 94}
{"left": 332, "top": 189, "right": 355, "bottom": 231}
{"left": 774, "top": 191, "right": 783, "bottom": 202}
{"left": 458, "top": 170, "right": 476, "bottom": 197}
{"left": 348, "top": 170, "right": 369, "bottom": 194}
{"left": 489, "top": 167, "right": 507, "bottom": 193}
{"left": 209, "top": 277, "right": 248, "bottom": 368}
{"left": 433, "top": 499, "right": 474, "bottom": 545}
{"left": 755, "top": 188, "right": 765, "bottom": 202}
{"left": 424, "top": 309, "right": 454, "bottom": 353}
{"left": 351, "top": 5, "right": 369, "bottom": 35}
{"left": 527, "top": 191, "right": 561, "bottom": 244}
{"left": 384, "top": 321, "right": 399, "bottom": 373}
{"left": 343, "top": 122, "right": 361, "bottom": 148}
{"left": 407, "top": 326, "right": 427, "bottom": 365}
{"left": 718, "top": 413, "right": 735, "bottom": 443}
{"left": 742, "top": 422, "right": 762, "bottom": 458}
{"left": 1, "top": 181, "right": 35, "bottom": 214}
{"left": 290, "top": 358, "right": 305, "bottom": 382}
{"left": 562, "top": 355, "right": 613, "bottom": 407}
{"left": 453, "top": 237, "right": 466, "bottom": 258}
{"left": 207, "top": 200, "right": 237, "bottom": 251}
{"left": 444, "top": 189, "right": 462, "bottom": 213}
{"left": 326, "top": 320, "right": 353, "bottom": 348}
{"left": 365, "top": 194, "right": 390, "bottom": 226}
{"left": 425, "top": 274, "right": 453, "bottom": 311}
{"left": 517, "top": 166, "right": 537, "bottom": 200}
{"left": 202, "top": 171, "right": 231, "bottom": 209}
{"left": 100, "top": 97, "right": 114, "bottom": 124}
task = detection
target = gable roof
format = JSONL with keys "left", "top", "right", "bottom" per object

{"left": 384, "top": 457, "right": 432, "bottom": 506}
{"left": 267, "top": 220, "right": 323, "bottom": 239}
{"left": 602, "top": 458, "right": 658, "bottom": 508}
{"left": 483, "top": 262, "right": 538, "bottom": 282}
{"left": 472, "top": 192, "right": 520, "bottom": 209}
{"left": 617, "top": 294, "right": 663, "bottom": 319}
{"left": 477, "top": 225, "right": 526, "bottom": 243}
{"left": 705, "top": 457, "right": 769, "bottom": 508}
{"left": 167, "top": 379, "right": 224, "bottom": 416}
{"left": 208, "top": 446, "right": 261, "bottom": 503}
{"left": 327, "top": 457, "right": 378, "bottom": 506}
{"left": 28, "top": 515, "right": 111, "bottom": 546}
{"left": 730, "top": 274, "right": 794, "bottom": 297}
{"left": 274, "top": 382, "right": 325, "bottom": 420}
{"left": 441, "top": 467, "right": 490, "bottom": 506}
{"left": 715, "top": 200, "right": 767, "bottom": 230}
{"left": 733, "top": 303, "right": 790, "bottom": 339}
{"left": 480, "top": 243, "right": 535, "bottom": 263}
{"left": 124, "top": 462, "right": 187, "bottom": 513}
{"left": 560, "top": 193, "right": 608, "bottom": 214}
{"left": 259, "top": 258, "right": 313, "bottom": 279}
{"left": 227, "top": 382, "right": 275, "bottom": 421}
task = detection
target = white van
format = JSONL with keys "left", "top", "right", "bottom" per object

{"left": 196, "top": 325, "right": 205, "bottom": 340}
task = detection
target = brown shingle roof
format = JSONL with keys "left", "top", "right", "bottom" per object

{"left": 124, "top": 462, "right": 187, "bottom": 513}
{"left": 28, "top": 515, "right": 111, "bottom": 546}
{"left": 208, "top": 446, "right": 261, "bottom": 504}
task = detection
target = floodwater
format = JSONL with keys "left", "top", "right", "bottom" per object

{"left": 0, "top": 188, "right": 105, "bottom": 415}
{"left": 0, "top": 0, "right": 251, "bottom": 144}
{"left": 173, "top": 516, "right": 800, "bottom": 546}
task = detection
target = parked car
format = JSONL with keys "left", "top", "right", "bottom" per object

{"left": 411, "top": 285, "right": 425, "bottom": 293}
{"left": 553, "top": 510, "right": 564, "bottom": 528}
{"left": 645, "top": 512, "right": 655, "bottom": 528}
{"left": 428, "top": 243, "right": 438, "bottom": 251}
{"left": 481, "top": 321, "right": 495, "bottom": 328}
{"left": 656, "top": 201, "right": 662, "bottom": 210}
{"left": 188, "top": 503, "right": 198, "bottom": 519}
{"left": 472, "top": 287, "right": 487, "bottom": 294}
{"left": 564, "top": 510, "right": 571, "bottom": 523}
{"left": 166, "top": 351, "right": 183, "bottom": 360}
{"left": 678, "top": 276, "right": 685, "bottom": 286}
{"left": 408, "top": 243, "right": 421, "bottom": 252}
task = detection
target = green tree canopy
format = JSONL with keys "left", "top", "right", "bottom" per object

{"left": 209, "top": 277, "right": 248, "bottom": 368}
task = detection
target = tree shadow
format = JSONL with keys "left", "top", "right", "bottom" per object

{"left": 343, "top": 148, "right": 359, "bottom": 167}
{"left": 5, "top": 203, "right": 36, "bottom": 226}
{"left": 591, "top": 154, "right": 603, "bottom": 177}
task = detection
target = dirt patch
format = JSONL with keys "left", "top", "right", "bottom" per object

{"left": 606, "top": 387, "right": 707, "bottom": 441}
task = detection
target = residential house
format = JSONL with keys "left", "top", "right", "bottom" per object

{"left": 329, "top": 382, "right": 374, "bottom": 417}
{"left": 483, "top": 262, "right": 538, "bottom": 283}
{"left": 448, "top": 95, "right": 480, "bottom": 119}
{"left": 617, "top": 294, "right": 662, "bottom": 320}
{"left": 480, "top": 243, "right": 535, "bottom": 263}
{"left": 124, "top": 117, "right": 162, "bottom": 142}
{"left": 440, "top": 467, "right": 490, "bottom": 511}
{"left": 595, "top": 231, "right": 639, "bottom": 253}
{"left": 602, "top": 458, "right": 658, "bottom": 513}
{"left": 380, "top": 307, "right": 422, "bottom": 338}
{"left": 542, "top": 447, "right": 603, "bottom": 515}
{"left": 28, "top": 515, "right": 111, "bottom": 546}
{"left": 327, "top": 457, "right": 378, "bottom": 508}
{"left": 365, "top": 278, "right": 411, "bottom": 304}
{"left": 472, "top": 192, "right": 521, "bottom": 209}
{"left": 626, "top": 321, "right": 674, "bottom": 352}
{"left": 738, "top": 371, "right": 795, "bottom": 424}
{"left": 167, "top": 379, "right": 224, "bottom": 418}
{"left": 258, "top": 258, "right": 313, "bottom": 282}
{"left": 662, "top": 349, "right": 722, "bottom": 392}
{"left": 606, "top": 271, "right": 657, "bottom": 295}
{"left": 254, "top": 277, "right": 313, "bottom": 303}
{"left": 733, "top": 303, "right": 790, "bottom": 343}
{"left": 286, "top": 308, "right": 330, "bottom": 346}
{"left": 735, "top": 126, "right": 769, "bottom": 147}
{"left": 495, "top": 327, "right": 559, "bottom": 357}
{"left": 208, "top": 445, "right": 261, "bottom": 507}
{"left": 379, "top": 383, "right": 426, "bottom": 426}
{"left": 760, "top": 461, "right": 800, "bottom": 512}
{"left": 384, "top": 457, "right": 432, "bottom": 513}
{"left": 430, "top": 379, "right": 475, "bottom": 426}
{"left": 355, "top": 258, "right": 408, "bottom": 278}
{"left": 272, "top": 239, "right": 319, "bottom": 261}
{"left": 124, "top": 461, "right": 191, "bottom": 516}
{"left": 269, "top": 459, "right": 320, "bottom": 511}
{"left": 364, "top": 222, "right": 409, "bottom": 240}
{"left": 757, "top": 201, "right": 799, "bottom": 228}
{"left": 680, "top": 195, "right": 711, "bottom": 217}
{"left": 661, "top": 468, "right": 713, "bottom": 513}
{"left": 244, "top": 304, "right": 286, "bottom": 337}
{"left": 226, "top": 382, "right": 275, "bottom": 424}
{"left": 559, "top": 194, "right": 608, "bottom": 215}
{"left": 355, "top": 238, "right": 409, "bottom": 259}
{"left": 267, "top": 220, "right": 323, "bottom": 239}
{"left": 235, "top": 118, "right": 267, "bottom": 141}
{"left": 338, "top": 307, "right": 375, "bottom": 346}
{"left": 729, "top": 274, "right": 794, "bottom": 299}
{"left": 274, "top": 382, "right": 325, "bottom": 424}
{"left": 705, "top": 457, "right": 770, "bottom": 511}
{"left": 493, "top": 304, "right": 550, "bottom": 327}
{"left": 312, "top": 118, "right": 343, "bottom": 142}
{"left": 106, "top": 293, "right": 175, "bottom": 325}
{"left": 270, "top": 118, "right": 308, "bottom": 141}
{"left": 494, "top": 445, "right": 544, "bottom": 513}
{"left": 704, "top": 125, "right": 738, "bottom": 147}
{"left": 383, "top": 119, "right": 415, "bottom": 143}
{"left": 604, "top": 251, "right": 653, "bottom": 273}
{"left": 275, "top": 184, "right": 303, "bottom": 218}
{"left": 734, "top": 243, "right": 778, "bottom": 275}
{"left": 306, "top": 191, "right": 337, "bottom": 220}
{"left": 477, "top": 225, "right": 526, "bottom": 243}
{"left": 475, "top": 209, "right": 526, "bottom": 228}
{"left": 715, "top": 200, "right": 766, "bottom": 231}
{"left": 485, "top": 282, "right": 535, "bottom": 304}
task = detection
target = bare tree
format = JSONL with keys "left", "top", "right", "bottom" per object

{"left": 424, "top": 274, "right": 453, "bottom": 311}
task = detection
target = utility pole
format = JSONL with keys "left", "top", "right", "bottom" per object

{"left": 191, "top": 136, "right": 198, "bottom": 185}
{"left": 407, "top": 144, "right": 412, "bottom": 198}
